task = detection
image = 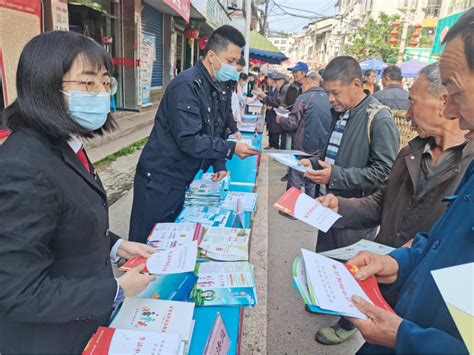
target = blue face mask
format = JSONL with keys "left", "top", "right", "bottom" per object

{"left": 212, "top": 55, "right": 240, "bottom": 82}
{"left": 63, "top": 91, "right": 110, "bottom": 131}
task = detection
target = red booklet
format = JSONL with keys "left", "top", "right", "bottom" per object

{"left": 345, "top": 263, "right": 394, "bottom": 313}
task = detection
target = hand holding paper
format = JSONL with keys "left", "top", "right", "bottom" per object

{"left": 348, "top": 296, "right": 403, "bottom": 349}
{"left": 273, "top": 187, "right": 341, "bottom": 232}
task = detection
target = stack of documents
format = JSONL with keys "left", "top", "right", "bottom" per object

{"left": 110, "top": 298, "right": 196, "bottom": 352}
{"left": 292, "top": 249, "right": 394, "bottom": 319}
{"left": 199, "top": 227, "right": 251, "bottom": 261}
{"left": 190, "top": 261, "right": 257, "bottom": 307}
{"left": 83, "top": 327, "right": 184, "bottom": 355}
{"left": 176, "top": 206, "right": 232, "bottom": 229}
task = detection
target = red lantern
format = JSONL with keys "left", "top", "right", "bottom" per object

{"left": 184, "top": 28, "right": 200, "bottom": 40}
{"left": 409, "top": 41, "right": 419, "bottom": 47}
{"left": 390, "top": 29, "right": 399, "bottom": 36}
{"left": 411, "top": 32, "right": 421, "bottom": 38}
{"left": 391, "top": 21, "right": 401, "bottom": 27}
{"left": 389, "top": 38, "right": 398, "bottom": 45}
{"left": 413, "top": 23, "right": 422, "bottom": 29}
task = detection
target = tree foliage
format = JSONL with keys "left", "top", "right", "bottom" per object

{"left": 343, "top": 13, "right": 401, "bottom": 61}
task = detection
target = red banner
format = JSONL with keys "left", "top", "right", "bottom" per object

{"left": 163, "top": 0, "right": 190, "bottom": 23}
{"left": 0, "top": 0, "right": 41, "bottom": 17}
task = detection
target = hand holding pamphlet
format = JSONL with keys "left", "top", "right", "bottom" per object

{"left": 268, "top": 153, "right": 309, "bottom": 173}
{"left": 293, "top": 249, "right": 394, "bottom": 319}
{"left": 121, "top": 241, "right": 198, "bottom": 275}
{"left": 273, "top": 187, "right": 341, "bottom": 233}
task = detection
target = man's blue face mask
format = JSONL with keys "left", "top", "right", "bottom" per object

{"left": 212, "top": 53, "right": 239, "bottom": 82}
{"left": 62, "top": 91, "right": 110, "bottom": 131}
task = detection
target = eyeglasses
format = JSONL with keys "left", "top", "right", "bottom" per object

{"left": 62, "top": 77, "right": 118, "bottom": 96}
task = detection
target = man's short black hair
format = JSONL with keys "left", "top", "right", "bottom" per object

{"left": 322, "top": 56, "right": 363, "bottom": 84}
{"left": 204, "top": 25, "right": 245, "bottom": 55}
{"left": 3, "top": 31, "right": 116, "bottom": 141}
{"left": 382, "top": 65, "right": 402, "bottom": 81}
{"left": 239, "top": 73, "right": 249, "bottom": 81}
{"left": 237, "top": 56, "right": 246, "bottom": 67}
{"left": 442, "top": 7, "right": 474, "bottom": 72}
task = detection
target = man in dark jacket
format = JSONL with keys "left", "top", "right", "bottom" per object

{"left": 300, "top": 56, "right": 399, "bottom": 251}
{"left": 256, "top": 71, "right": 289, "bottom": 149}
{"left": 129, "top": 25, "right": 258, "bottom": 243}
{"left": 278, "top": 70, "right": 332, "bottom": 197}
{"left": 313, "top": 62, "right": 473, "bottom": 346}
{"left": 373, "top": 66, "right": 409, "bottom": 110}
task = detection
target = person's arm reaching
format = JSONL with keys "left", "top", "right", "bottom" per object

{"left": 279, "top": 98, "right": 304, "bottom": 132}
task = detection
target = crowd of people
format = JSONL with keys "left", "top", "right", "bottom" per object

{"left": 0, "top": 8, "right": 473, "bottom": 354}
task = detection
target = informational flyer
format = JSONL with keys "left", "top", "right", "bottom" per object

{"left": 221, "top": 192, "right": 258, "bottom": 212}
{"left": 83, "top": 327, "right": 183, "bottom": 355}
{"left": 110, "top": 298, "right": 195, "bottom": 343}
{"left": 147, "top": 222, "right": 202, "bottom": 249}
{"left": 121, "top": 241, "right": 198, "bottom": 275}
{"left": 301, "top": 249, "right": 370, "bottom": 319}
{"left": 199, "top": 227, "right": 250, "bottom": 261}
{"left": 320, "top": 239, "right": 395, "bottom": 261}
{"left": 273, "top": 187, "right": 341, "bottom": 232}
{"left": 190, "top": 262, "right": 257, "bottom": 307}
{"left": 268, "top": 153, "right": 308, "bottom": 173}
{"left": 145, "top": 242, "right": 198, "bottom": 274}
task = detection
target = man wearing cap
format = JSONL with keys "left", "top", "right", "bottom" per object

{"left": 255, "top": 71, "right": 290, "bottom": 149}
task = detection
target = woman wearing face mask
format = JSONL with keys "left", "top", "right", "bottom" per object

{"left": 0, "top": 31, "right": 156, "bottom": 354}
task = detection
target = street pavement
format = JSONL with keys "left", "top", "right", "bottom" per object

{"left": 99, "top": 143, "right": 365, "bottom": 355}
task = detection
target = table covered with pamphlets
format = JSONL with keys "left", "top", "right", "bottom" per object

{"left": 83, "top": 114, "right": 265, "bottom": 355}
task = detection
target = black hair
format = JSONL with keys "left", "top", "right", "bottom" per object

{"left": 442, "top": 7, "right": 474, "bottom": 72}
{"left": 382, "top": 65, "right": 402, "bottom": 81}
{"left": 251, "top": 66, "right": 260, "bottom": 73}
{"left": 204, "top": 25, "right": 246, "bottom": 55}
{"left": 322, "top": 56, "right": 363, "bottom": 84}
{"left": 364, "top": 69, "right": 377, "bottom": 77}
{"left": 4, "top": 31, "right": 116, "bottom": 141}
{"left": 237, "top": 56, "right": 246, "bottom": 67}
{"left": 239, "top": 73, "right": 249, "bottom": 81}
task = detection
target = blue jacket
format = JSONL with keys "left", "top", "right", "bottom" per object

{"left": 358, "top": 160, "right": 474, "bottom": 354}
{"left": 136, "top": 61, "right": 236, "bottom": 187}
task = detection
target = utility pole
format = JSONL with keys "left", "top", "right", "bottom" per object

{"left": 261, "top": 0, "right": 269, "bottom": 36}
{"left": 244, "top": 0, "right": 252, "bottom": 73}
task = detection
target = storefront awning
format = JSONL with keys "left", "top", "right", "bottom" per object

{"left": 249, "top": 31, "right": 288, "bottom": 64}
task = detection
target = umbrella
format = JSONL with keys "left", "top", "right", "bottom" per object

{"left": 397, "top": 60, "right": 429, "bottom": 78}
{"left": 249, "top": 31, "right": 288, "bottom": 65}
{"left": 359, "top": 59, "right": 386, "bottom": 71}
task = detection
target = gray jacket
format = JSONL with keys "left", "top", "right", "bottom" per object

{"left": 279, "top": 87, "right": 332, "bottom": 154}
{"left": 311, "top": 95, "right": 400, "bottom": 250}
{"left": 310, "top": 94, "right": 400, "bottom": 199}
{"left": 373, "top": 84, "right": 409, "bottom": 110}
